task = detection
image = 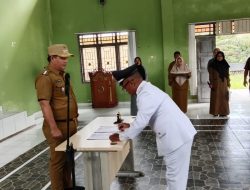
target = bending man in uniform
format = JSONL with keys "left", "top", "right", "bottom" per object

{"left": 35, "top": 44, "right": 78, "bottom": 190}
{"left": 110, "top": 64, "right": 197, "bottom": 190}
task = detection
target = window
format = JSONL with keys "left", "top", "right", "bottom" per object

{"left": 77, "top": 31, "right": 132, "bottom": 82}
{"left": 195, "top": 23, "right": 215, "bottom": 36}
{"left": 195, "top": 19, "right": 250, "bottom": 36}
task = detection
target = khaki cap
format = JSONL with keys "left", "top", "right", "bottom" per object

{"left": 48, "top": 44, "right": 73, "bottom": 57}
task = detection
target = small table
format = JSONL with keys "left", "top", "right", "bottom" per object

{"left": 55, "top": 116, "right": 136, "bottom": 190}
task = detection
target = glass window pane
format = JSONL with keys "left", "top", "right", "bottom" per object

{"left": 82, "top": 47, "right": 98, "bottom": 81}
{"left": 101, "top": 46, "right": 117, "bottom": 71}
{"left": 79, "top": 34, "right": 96, "bottom": 45}
{"left": 78, "top": 31, "right": 130, "bottom": 82}
{"left": 98, "top": 33, "right": 115, "bottom": 44}
{"left": 195, "top": 23, "right": 215, "bottom": 36}
{"left": 119, "top": 45, "right": 128, "bottom": 69}
{"left": 117, "top": 32, "right": 128, "bottom": 43}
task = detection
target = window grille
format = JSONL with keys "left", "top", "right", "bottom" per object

{"left": 195, "top": 23, "right": 215, "bottom": 36}
{"left": 194, "top": 19, "right": 250, "bottom": 36}
{"left": 232, "top": 19, "right": 250, "bottom": 34}
{"left": 216, "top": 19, "right": 250, "bottom": 35}
{"left": 77, "top": 32, "right": 129, "bottom": 82}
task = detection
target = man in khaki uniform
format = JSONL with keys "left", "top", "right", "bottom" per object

{"left": 35, "top": 44, "right": 78, "bottom": 190}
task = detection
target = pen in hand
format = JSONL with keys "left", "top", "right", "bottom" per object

{"left": 118, "top": 123, "right": 130, "bottom": 131}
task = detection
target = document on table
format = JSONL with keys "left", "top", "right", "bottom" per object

{"left": 96, "top": 125, "right": 118, "bottom": 133}
{"left": 87, "top": 133, "right": 112, "bottom": 140}
{"left": 87, "top": 125, "right": 119, "bottom": 140}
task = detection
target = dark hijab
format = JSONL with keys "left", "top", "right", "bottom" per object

{"left": 134, "top": 56, "right": 146, "bottom": 80}
{"left": 211, "top": 51, "right": 230, "bottom": 81}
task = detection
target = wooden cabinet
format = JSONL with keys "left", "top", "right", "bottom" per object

{"left": 89, "top": 70, "right": 118, "bottom": 108}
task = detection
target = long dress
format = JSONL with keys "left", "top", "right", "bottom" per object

{"left": 171, "top": 80, "right": 189, "bottom": 113}
{"left": 170, "top": 64, "right": 191, "bottom": 113}
{"left": 208, "top": 67, "right": 230, "bottom": 116}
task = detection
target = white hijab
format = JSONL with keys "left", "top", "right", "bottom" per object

{"left": 170, "top": 57, "right": 191, "bottom": 86}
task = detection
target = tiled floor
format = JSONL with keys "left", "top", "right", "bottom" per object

{"left": 0, "top": 89, "right": 250, "bottom": 190}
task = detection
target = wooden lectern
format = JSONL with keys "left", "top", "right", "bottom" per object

{"left": 89, "top": 70, "right": 118, "bottom": 108}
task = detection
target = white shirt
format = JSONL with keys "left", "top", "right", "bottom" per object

{"left": 120, "top": 81, "right": 197, "bottom": 155}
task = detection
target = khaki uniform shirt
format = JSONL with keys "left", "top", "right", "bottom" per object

{"left": 35, "top": 65, "right": 78, "bottom": 120}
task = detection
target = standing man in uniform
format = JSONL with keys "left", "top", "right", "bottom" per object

{"left": 110, "top": 64, "right": 197, "bottom": 190}
{"left": 243, "top": 57, "right": 250, "bottom": 91}
{"left": 35, "top": 44, "right": 78, "bottom": 190}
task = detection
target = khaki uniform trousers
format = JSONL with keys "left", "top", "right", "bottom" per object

{"left": 43, "top": 120, "right": 77, "bottom": 190}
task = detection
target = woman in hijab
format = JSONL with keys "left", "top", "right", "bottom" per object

{"left": 170, "top": 57, "right": 191, "bottom": 113}
{"left": 208, "top": 51, "right": 230, "bottom": 117}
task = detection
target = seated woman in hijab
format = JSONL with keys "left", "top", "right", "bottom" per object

{"left": 170, "top": 57, "right": 191, "bottom": 113}
{"left": 208, "top": 51, "right": 230, "bottom": 117}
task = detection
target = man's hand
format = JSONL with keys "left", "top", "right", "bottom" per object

{"left": 39, "top": 100, "right": 63, "bottom": 139}
{"left": 207, "top": 81, "right": 213, "bottom": 89}
{"left": 118, "top": 123, "right": 130, "bottom": 131}
{"left": 109, "top": 133, "right": 120, "bottom": 142}
{"left": 51, "top": 127, "right": 63, "bottom": 139}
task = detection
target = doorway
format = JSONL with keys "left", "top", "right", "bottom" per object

{"left": 189, "top": 19, "right": 250, "bottom": 103}
{"left": 217, "top": 33, "right": 250, "bottom": 89}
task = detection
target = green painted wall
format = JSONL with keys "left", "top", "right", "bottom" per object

{"left": 0, "top": 0, "right": 52, "bottom": 114}
{"left": 172, "top": 0, "right": 250, "bottom": 55}
{"left": 1, "top": 0, "right": 250, "bottom": 114}
{"left": 50, "top": 0, "right": 164, "bottom": 102}
{"left": 161, "top": 0, "right": 175, "bottom": 93}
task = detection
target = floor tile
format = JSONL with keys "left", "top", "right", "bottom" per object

{"left": 1, "top": 89, "right": 250, "bottom": 189}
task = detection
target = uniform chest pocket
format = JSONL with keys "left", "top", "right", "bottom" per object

{"left": 54, "top": 80, "right": 65, "bottom": 96}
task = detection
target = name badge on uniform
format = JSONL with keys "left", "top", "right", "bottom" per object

{"left": 55, "top": 79, "right": 64, "bottom": 93}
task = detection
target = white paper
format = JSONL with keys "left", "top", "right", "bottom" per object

{"left": 96, "top": 125, "right": 119, "bottom": 133}
{"left": 86, "top": 125, "right": 119, "bottom": 140}
{"left": 87, "top": 132, "right": 112, "bottom": 140}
